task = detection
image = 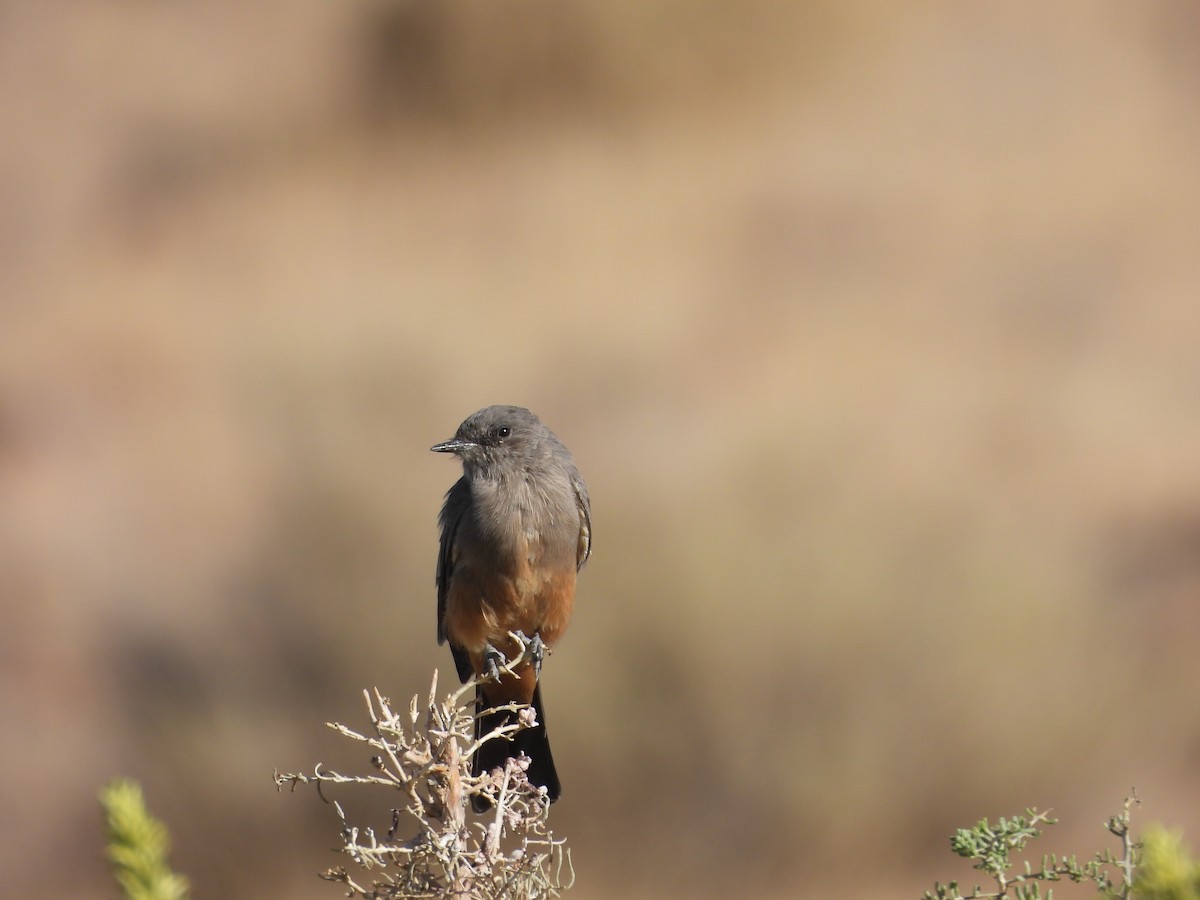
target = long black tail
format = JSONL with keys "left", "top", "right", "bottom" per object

{"left": 471, "top": 682, "right": 560, "bottom": 812}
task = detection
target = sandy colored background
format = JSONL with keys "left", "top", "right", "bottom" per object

{"left": 4, "top": 2, "right": 1200, "bottom": 897}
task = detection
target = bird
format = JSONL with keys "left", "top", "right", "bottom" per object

{"left": 432, "top": 405, "right": 591, "bottom": 810}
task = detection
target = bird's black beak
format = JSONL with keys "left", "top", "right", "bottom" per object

{"left": 431, "top": 438, "right": 474, "bottom": 454}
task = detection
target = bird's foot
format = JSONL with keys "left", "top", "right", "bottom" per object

{"left": 510, "top": 630, "right": 547, "bottom": 680}
{"left": 481, "top": 644, "right": 505, "bottom": 682}
{"left": 481, "top": 631, "right": 548, "bottom": 683}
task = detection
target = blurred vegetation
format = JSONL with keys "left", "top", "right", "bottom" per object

{"left": 1136, "top": 826, "right": 1200, "bottom": 900}
{"left": 100, "top": 779, "right": 190, "bottom": 900}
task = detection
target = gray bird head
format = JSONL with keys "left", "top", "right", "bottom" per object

{"left": 431, "top": 405, "right": 555, "bottom": 479}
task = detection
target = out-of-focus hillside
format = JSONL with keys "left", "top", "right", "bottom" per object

{"left": 3, "top": 2, "right": 1200, "bottom": 897}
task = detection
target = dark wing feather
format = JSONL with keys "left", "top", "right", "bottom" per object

{"left": 571, "top": 471, "right": 592, "bottom": 570}
{"left": 436, "top": 477, "right": 475, "bottom": 683}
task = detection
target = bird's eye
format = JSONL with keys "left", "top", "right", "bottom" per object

{"left": 497, "top": 426, "right": 511, "bottom": 439}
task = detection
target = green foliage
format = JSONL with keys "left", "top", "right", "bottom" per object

{"left": 925, "top": 795, "right": 1200, "bottom": 900}
{"left": 1135, "top": 826, "right": 1200, "bottom": 900}
{"left": 100, "top": 778, "right": 190, "bottom": 900}
{"left": 924, "top": 797, "right": 1140, "bottom": 899}
{"left": 948, "top": 811, "right": 1060, "bottom": 882}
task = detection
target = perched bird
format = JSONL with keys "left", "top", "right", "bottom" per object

{"left": 432, "top": 405, "right": 591, "bottom": 809}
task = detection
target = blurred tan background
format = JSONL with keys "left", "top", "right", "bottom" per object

{"left": 4, "top": 1, "right": 1200, "bottom": 897}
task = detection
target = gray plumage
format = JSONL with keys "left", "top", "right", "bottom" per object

{"left": 432, "top": 405, "right": 591, "bottom": 806}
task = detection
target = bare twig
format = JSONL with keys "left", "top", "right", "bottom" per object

{"left": 275, "top": 665, "right": 572, "bottom": 899}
